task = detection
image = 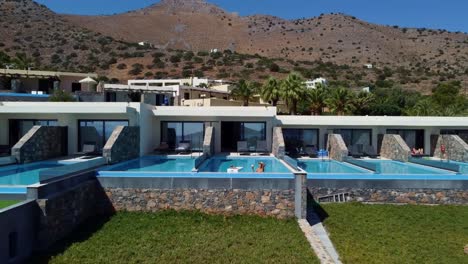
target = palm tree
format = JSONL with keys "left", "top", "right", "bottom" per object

{"left": 352, "top": 91, "right": 375, "bottom": 115}
{"left": 281, "top": 73, "right": 306, "bottom": 115}
{"left": 261, "top": 77, "right": 282, "bottom": 106}
{"left": 405, "top": 98, "right": 434, "bottom": 116}
{"left": 13, "top": 53, "right": 33, "bottom": 70}
{"left": 232, "top": 79, "right": 257, "bottom": 106}
{"left": 325, "top": 87, "right": 354, "bottom": 115}
{"left": 307, "top": 85, "right": 327, "bottom": 115}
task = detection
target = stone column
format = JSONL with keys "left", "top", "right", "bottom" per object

{"left": 380, "top": 134, "right": 411, "bottom": 162}
{"left": 203, "top": 126, "right": 214, "bottom": 156}
{"left": 327, "top": 134, "right": 348, "bottom": 162}
{"left": 272, "top": 127, "right": 285, "bottom": 159}
{"left": 294, "top": 173, "right": 307, "bottom": 219}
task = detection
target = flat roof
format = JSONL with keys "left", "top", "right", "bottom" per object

{"left": 0, "top": 102, "right": 138, "bottom": 114}
{"left": 153, "top": 106, "right": 277, "bottom": 117}
{"left": 0, "top": 69, "right": 98, "bottom": 78}
{"left": 277, "top": 115, "right": 468, "bottom": 127}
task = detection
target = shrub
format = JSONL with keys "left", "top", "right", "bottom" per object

{"left": 117, "top": 63, "right": 127, "bottom": 70}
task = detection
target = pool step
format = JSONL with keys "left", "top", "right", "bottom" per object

{"left": 317, "top": 192, "right": 350, "bottom": 203}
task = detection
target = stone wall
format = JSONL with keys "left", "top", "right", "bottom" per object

{"left": 308, "top": 187, "right": 468, "bottom": 205}
{"left": 103, "top": 126, "right": 140, "bottom": 164}
{"left": 103, "top": 188, "right": 295, "bottom": 219}
{"left": 433, "top": 135, "right": 468, "bottom": 162}
{"left": 380, "top": 134, "right": 410, "bottom": 162}
{"left": 11, "top": 126, "right": 67, "bottom": 164}
{"left": 327, "top": 134, "right": 348, "bottom": 161}
{"left": 272, "top": 127, "right": 286, "bottom": 159}
{"left": 203, "top": 126, "right": 214, "bottom": 156}
{"left": 35, "top": 180, "right": 102, "bottom": 250}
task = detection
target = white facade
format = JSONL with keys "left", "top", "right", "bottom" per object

{"left": 364, "top": 64, "right": 373, "bottom": 69}
{"left": 305, "top": 78, "right": 328, "bottom": 89}
{"left": 0, "top": 102, "right": 467, "bottom": 157}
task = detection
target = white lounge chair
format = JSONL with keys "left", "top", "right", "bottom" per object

{"left": 176, "top": 141, "right": 191, "bottom": 154}
{"left": 237, "top": 141, "right": 249, "bottom": 155}
{"left": 256, "top": 140, "right": 269, "bottom": 155}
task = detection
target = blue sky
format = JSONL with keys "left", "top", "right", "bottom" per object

{"left": 36, "top": 0, "right": 468, "bottom": 32}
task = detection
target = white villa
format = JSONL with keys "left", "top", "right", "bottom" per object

{"left": 305, "top": 78, "right": 328, "bottom": 89}
{"left": 0, "top": 102, "right": 466, "bottom": 157}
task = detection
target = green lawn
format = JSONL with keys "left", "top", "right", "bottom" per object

{"left": 321, "top": 203, "right": 468, "bottom": 264}
{"left": 34, "top": 211, "right": 318, "bottom": 264}
{"left": 0, "top": 200, "right": 19, "bottom": 209}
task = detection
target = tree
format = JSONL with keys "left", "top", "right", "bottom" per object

{"left": 352, "top": 91, "right": 375, "bottom": 115}
{"left": 49, "top": 89, "right": 75, "bottom": 102}
{"left": 261, "top": 77, "right": 282, "bottom": 106}
{"left": 307, "top": 85, "right": 327, "bottom": 115}
{"left": 325, "top": 87, "right": 354, "bottom": 115}
{"left": 405, "top": 98, "right": 435, "bottom": 116}
{"left": 13, "top": 53, "right": 33, "bottom": 70}
{"left": 281, "top": 73, "right": 306, "bottom": 115}
{"left": 232, "top": 79, "right": 257, "bottom": 106}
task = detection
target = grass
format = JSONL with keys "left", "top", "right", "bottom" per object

{"left": 320, "top": 203, "right": 468, "bottom": 264}
{"left": 33, "top": 211, "right": 318, "bottom": 264}
{"left": 0, "top": 200, "right": 19, "bottom": 209}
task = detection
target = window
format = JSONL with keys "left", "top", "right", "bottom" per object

{"left": 441, "top": 130, "right": 468, "bottom": 143}
{"left": 105, "top": 92, "right": 116, "bottom": 102}
{"left": 8, "top": 119, "right": 58, "bottom": 147}
{"left": 161, "top": 122, "right": 205, "bottom": 150}
{"left": 184, "top": 92, "right": 190, "bottom": 100}
{"left": 334, "top": 129, "right": 372, "bottom": 147}
{"left": 283, "top": 129, "right": 319, "bottom": 154}
{"left": 78, "top": 120, "right": 128, "bottom": 151}
{"left": 72, "top": 83, "right": 81, "bottom": 92}
{"left": 221, "top": 122, "right": 266, "bottom": 152}
{"left": 387, "top": 129, "right": 424, "bottom": 149}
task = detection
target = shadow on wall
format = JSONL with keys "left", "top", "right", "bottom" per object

{"left": 306, "top": 190, "right": 329, "bottom": 226}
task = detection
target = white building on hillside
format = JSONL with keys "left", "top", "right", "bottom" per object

{"left": 305, "top": 77, "right": 328, "bottom": 89}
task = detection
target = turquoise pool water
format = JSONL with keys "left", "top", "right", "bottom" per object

{"left": 298, "top": 159, "right": 369, "bottom": 174}
{"left": 105, "top": 156, "right": 196, "bottom": 172}
{"left": 0, "top": 162, "right": 64, "bottom": 186}
{"left": 365, "top": 160, "right": 451, "bottom": 174}
{"left": 198, "top": 156, "right": 291, "bottom": 173}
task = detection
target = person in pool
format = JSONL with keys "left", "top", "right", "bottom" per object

{"left": 256, "top": 162, "right": 265, "bottom": 173}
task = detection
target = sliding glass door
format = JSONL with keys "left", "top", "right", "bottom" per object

{"left": 283, "top": 129, "right": 319, "bottom": 155}
{"left": 161, "top": 122, "right": 205, "bottom": 151}
{"left": 8, "top": 119, "right": 58, "bottom": 147}
{"left": 333, "top": 129, "right": 372, "bottom": 147}
{"left": 78, "top": 120, "right": 128, "bottom": 152}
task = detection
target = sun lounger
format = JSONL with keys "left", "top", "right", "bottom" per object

{"left": 304, "top": 145, "right": 318, "bottom": 158}
{"left": 154, "top": 141, "right": 170, "bottom": 154}
{"left": 175, "top": 141, "right": 191, "bottom": 154}
{"left": 363, "top": 145, "right": 378, "bottom": 158}
{"left": 256, "top": 140, "right": 269, "bottom": 155}
{"left": 76, "top": 143, "right": 101, "bottom": 156}
{"left": 349, "top": 145, "right": 363, "bottom": 158}
{"left": 237, "top": 141, "right": 249, "bottom": 155}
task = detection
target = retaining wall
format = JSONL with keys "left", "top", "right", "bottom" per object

{"left": 433, "top": 135, "right": 468, "bottom": 162}
{"left": 103, "top": 126, "right": 140, "bottom": 164}
{"left": 327, "top": 134, "right": 348, "bottom": 161}
{"left": 380, "top": 134, "right": 411, "bottom": 162}
{"left": 308, "top": 187, "right": 468, "bottom": 205}
{"left": 11, "top": 126, "right": 67, "bottom": 164}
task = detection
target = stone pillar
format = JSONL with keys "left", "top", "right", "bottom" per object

{"left": 327, "top": 134, "right": 348, "bottom": 162}
{"left": 294, "top": 173, "right": 307, "bottom": 219}
{"left": 380, "top": 134, "right": 411, "bottom": 162}
{"left": 12, "top": 126, "right": 67, "bottom": 164}
{"left": 433, "top": 135, "right": 468, "bottom": 162}
{"left": 272, "top": 127, "right": 285, "bottom": 159}
{"left": 203, "top": 126, "right": 214, "bottom": 156}
{"left": 103, "top": 126, "right": 140, "bottom": 164}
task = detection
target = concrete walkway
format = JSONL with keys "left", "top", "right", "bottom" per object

{"left": 298, "top": 211, "right": 342, "bottom": 264}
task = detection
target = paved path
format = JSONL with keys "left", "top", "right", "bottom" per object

{"left": 298, "top": 211, "right": 342, "bottom": 264}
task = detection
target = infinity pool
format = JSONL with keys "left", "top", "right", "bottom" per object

{"left": 198, "top": 156, "right": 291, "bottom": 173}
{"left": 104, "top": 156, "right": 196, "bottom": 172}
{"left": 0, "top": 162, "right": 64, "bottom": 186}
{"left": 365, "top": 160, "right": 451, "bottom": 175}
{"left": 298, "top": 159, "right": 369, "bottom": 174}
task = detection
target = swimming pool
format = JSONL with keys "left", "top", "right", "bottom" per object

{"left": 298, "top": 159, "right": 370, "bottom": 174}
{"left": 0, "top": 162, "right": 64, "bottom": 186}
{"left": 365, "top": 160, "right": 452, "bottom": 175}
{"left": 102, "top": 156, "right": 196, "bottom": 172}
{"left": 198, "top": 156, "right": 291, "bottom": 173}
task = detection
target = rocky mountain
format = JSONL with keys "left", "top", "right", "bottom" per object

{"left": 0, "top": 0, "right": 467, "bottom": 92}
